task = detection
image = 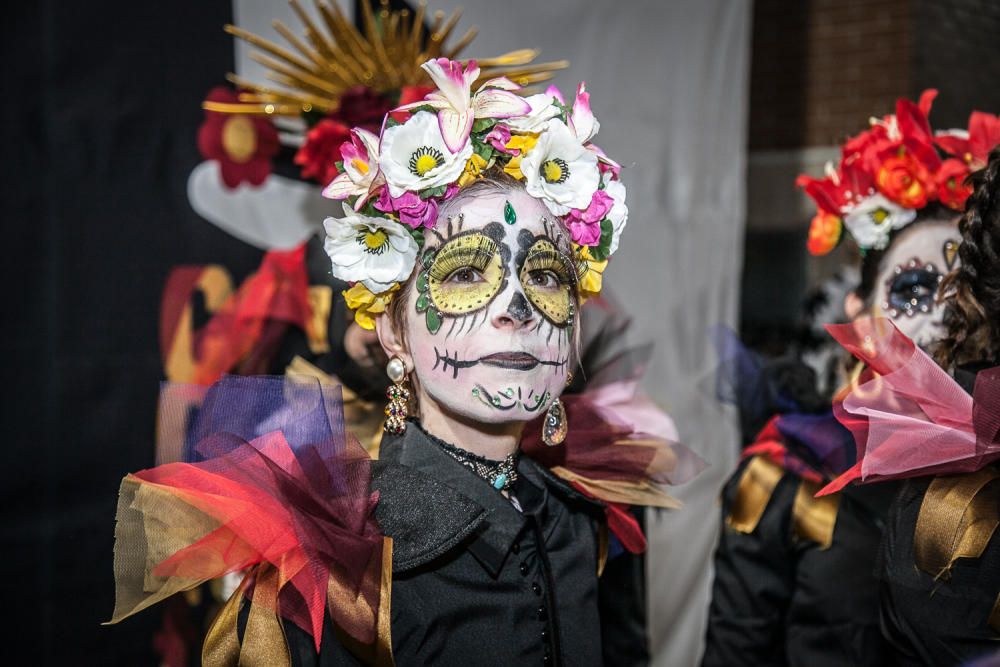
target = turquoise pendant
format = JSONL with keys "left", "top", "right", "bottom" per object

{"left": 493, "top": 474, "right": 508, "bottom": 490}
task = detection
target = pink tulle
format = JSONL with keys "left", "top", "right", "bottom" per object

{"left": 819, "top": 317, "right": 1000, "bottom": 495}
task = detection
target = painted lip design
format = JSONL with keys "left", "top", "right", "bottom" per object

{"left": 479, "top": 352, "right": 543, "bottom": 370}
{"left": 433, "top": 347, "right": 567, "bottom": 378}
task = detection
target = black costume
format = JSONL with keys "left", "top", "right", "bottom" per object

{"left": 703, "top": 454, "right": 896, "bottom": 666}
{"left": 877, "top": 365, "right": 1000, "bottom": 666}
{"left": 269, "top": 420, "right": 622, "bottom": 666}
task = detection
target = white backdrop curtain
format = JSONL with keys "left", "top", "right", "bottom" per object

{"left": 235, "top": 2, "right": 751, "bottom": 664}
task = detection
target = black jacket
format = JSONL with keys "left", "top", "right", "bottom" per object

{"left": 703, "top": 456, "right": 896, "bottom": 666}
{"left": 878, "top": 364, "right": 1000, "bottom": 666}
{"left": 278, "top": 421, "right": 612, "bottom": 666}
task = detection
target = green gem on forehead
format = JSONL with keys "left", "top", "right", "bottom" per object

{"left": 504, "top": 200, "right": 516, "bottom": 225}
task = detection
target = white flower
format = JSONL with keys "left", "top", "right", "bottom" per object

{"left": 505, "top": 93, "right": 562, "bottom": 133}
{"left": 603, "top": 175, "right": 628, "bottom": 255}
{"left": 323, "top": 203, "right": 418, "bottom": 293}
{"left": 378, "top": 111, "right": 472, "bottom": 198}
{"left": 842, "top": 193, "right": 917, "bottom": 250}
{"left": 521, "top": 119, "right": 600, "bottom": 215}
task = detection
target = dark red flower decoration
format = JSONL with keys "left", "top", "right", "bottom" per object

{"left": 295, "top": 118, "right": 352, "bottom": 186}
{"left": 332, "top": 86, "right": 393, "bottom": 131}
{"left": 198, "top": 87, "right": 280, "bottom": 189}
{"left": 935, "top": 158, "right": 973, "bottom": 211}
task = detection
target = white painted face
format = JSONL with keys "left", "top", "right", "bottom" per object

{"left": 404, "top": 187, "right": 576, "bottom": 423}
{"left": 872, "top": 217, "right": 961, "bottom": 348}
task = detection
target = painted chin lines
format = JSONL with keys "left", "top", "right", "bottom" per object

{"left": 433, "top": 348, "right": 568, "bottom": 379}
{"left": 471, "top": 385, "right": 552, "bottom": 412}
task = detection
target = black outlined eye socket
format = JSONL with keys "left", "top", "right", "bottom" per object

{"left": 519, "top": 239, "right": 575, "bottom": 325}
{"left": 427, "top": 232, "right": 505, "bottom": 315}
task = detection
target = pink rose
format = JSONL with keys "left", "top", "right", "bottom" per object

{"left": 374, "top": 189, "right": 439, "bottom": 229}
{"left": 484, "top": 125, "right": 516, "bottom": 154}
{"left": 565, "top": 190, "right": 614, "bottom": 246}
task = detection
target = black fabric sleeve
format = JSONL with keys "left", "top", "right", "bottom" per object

{"left": 599, "top": 507, "right": 650, "bottom": 667}
{"left": 701, "top": 458, "right": 799, "bottom": 667}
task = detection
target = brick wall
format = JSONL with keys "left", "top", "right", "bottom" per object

{"left": 750, "top": 0, "right": 912, "bottom": 150}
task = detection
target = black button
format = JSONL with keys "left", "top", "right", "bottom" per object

{"left": 541, "top": 629, "right": 548, "bottom": 640}
{"left": 520, "top": 562, "right": 529, "bottom": 576}
{"left": 511, "top": 542, "right": 520, "bottom": 554}
{"left": 543, "top": 656, "right": 552, "bottom": 665}
{"left": 532, "top": 582, "right": 542, "bottom": 596}
{"left": 537, "top": 605, "right": 547, "bottom": 620}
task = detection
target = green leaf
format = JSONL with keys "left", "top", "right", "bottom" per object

{"left": 415, "top": 292, "right": 429, "bottom": 312}
{"left": 471, "top": 118, "right": 498, "bottom": 134}
{"left": 425, "top": 308, "right": 442, "bottom": 334}
{"left": 588, "top": 218, "right": 615, "bottom": 261}
{"left": 416, "top": 271, "right": 429, "bottom": 293}
{"left": 472, "top": 140, "right": 494, "bottom": 162}
{"left": 384, "top": 116, "right": 402, "bottom": 129}
{"left": 419, "top": 185, "right": 448, "bottom": 200}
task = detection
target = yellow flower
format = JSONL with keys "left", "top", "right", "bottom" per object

{"left": 574, "top": 245, "right": 608, "bottom": 301}
{"left": 457, "top": 153, "right": 488, "bottom": 188}
{"left": 503, "top": 134, "right": 539, "bottom": 180}
{"left": 343, "top": 283, "right": 399, "bottom": 330}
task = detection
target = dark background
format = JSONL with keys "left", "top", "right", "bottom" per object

{"left": 4, "top": 2, "right": 264, "bottom": 663}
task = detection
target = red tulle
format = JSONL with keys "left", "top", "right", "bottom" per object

{"left": 818, "top": 317, "right": 1000, "bottom": 495}
{"left": 193, "top": 245, "right": 313, "bottom": 384}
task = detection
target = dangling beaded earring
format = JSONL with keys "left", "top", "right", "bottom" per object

{"left": 541, "top": 397, "right": 568, "bottom": 447}
{"left": 384, "top": 356, "right": 410, "bottom": 434}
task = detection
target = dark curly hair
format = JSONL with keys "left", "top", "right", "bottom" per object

{"left": 934, "top": 146, "right": 1000, "bottom": 369}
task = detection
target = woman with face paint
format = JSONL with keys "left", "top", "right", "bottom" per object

{"left": 106, "top": 57, "right": 701, "bottom": 666}
{"left": 703, "top": 91, "right": 985, "bottom": 667}
{"left": 815, "top": 145, "right": 1000, "bottom": 665}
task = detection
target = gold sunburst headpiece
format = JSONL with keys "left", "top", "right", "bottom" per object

{"left": 204, "top": 0, "right": 569, "bottom": 118}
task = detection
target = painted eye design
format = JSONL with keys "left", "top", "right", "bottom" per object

{"left": 883, "top": 259, "right": 942, "bottom": 318}
{"left": 426, "top": 232, "right": 505, "bottom": 315}
{"left": 519, "top": 239, "right": 576, "bottom": 326}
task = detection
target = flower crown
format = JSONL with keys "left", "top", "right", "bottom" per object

{"left": 797, "top": 90, "right": 1000, "bottom": 256}
{"left": 321, "top": 58, "right": 627, "bottom": 328}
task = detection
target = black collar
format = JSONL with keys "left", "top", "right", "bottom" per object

{"left": 371, "top": 421, "right": 602, "bottom": 577}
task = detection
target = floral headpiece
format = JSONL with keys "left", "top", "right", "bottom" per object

{"left": 321, "top": 57, "right": 627, "bottom": 329}
{"left": 197, "top": 1, "right": 568, "bottom": 190}
{"left": 797, "top": 90, "right": 1000, "bottom": 256}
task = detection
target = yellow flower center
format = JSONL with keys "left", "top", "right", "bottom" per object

{"left": 351, "top": 158, "right": 370, "bottom": 175}
{"left": 357, "top": 228, "right": 389, "bottom": 254}
{"left": 409, "top": 146, "right": 444, "bottom": 176}
{"left": 221, "top": 116, "right": 257, "bottom": 164}
{"left": 870, "top": 207, "right": 890, "bottom": 226}
{"left": 541, "top": 158, "right": 569, "bottom": 184}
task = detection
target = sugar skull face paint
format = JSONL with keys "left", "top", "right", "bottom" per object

{"left": 405, "top": 188, "right": 576, "bottom": 424}
{"left": 873, "top": 218, "right": 960, "bottom": 348}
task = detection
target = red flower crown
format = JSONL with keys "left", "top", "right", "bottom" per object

{"left": 797, "top": 90, "right": 1000, "bottom": 256}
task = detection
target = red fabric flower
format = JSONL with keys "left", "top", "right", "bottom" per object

{"left": 295, "top": 118, "right": 352, "bottom": 186}
{"left": 876, "top": 150, "right": 936, "bottom": 209}
{"left": 390, "top": 85, "right": 435, "bottom": 123}
{"left": 935, "top": 111, "right": 1000, "bottom": 170}
{"left": 806, "top": 211, "right": 843, "bottom": 256}
{"left": 935, "top": 158, "right": 973, "bottom": 211}
{"left": 198, "top": 87, "right": 280, "bottom": 189}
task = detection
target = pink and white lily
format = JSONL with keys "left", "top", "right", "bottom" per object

{"left": 395, "top": 58, "right": 531, "bottom": 153}
{"left": 322, "top": 128, "right": 383, "bottom": 209}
